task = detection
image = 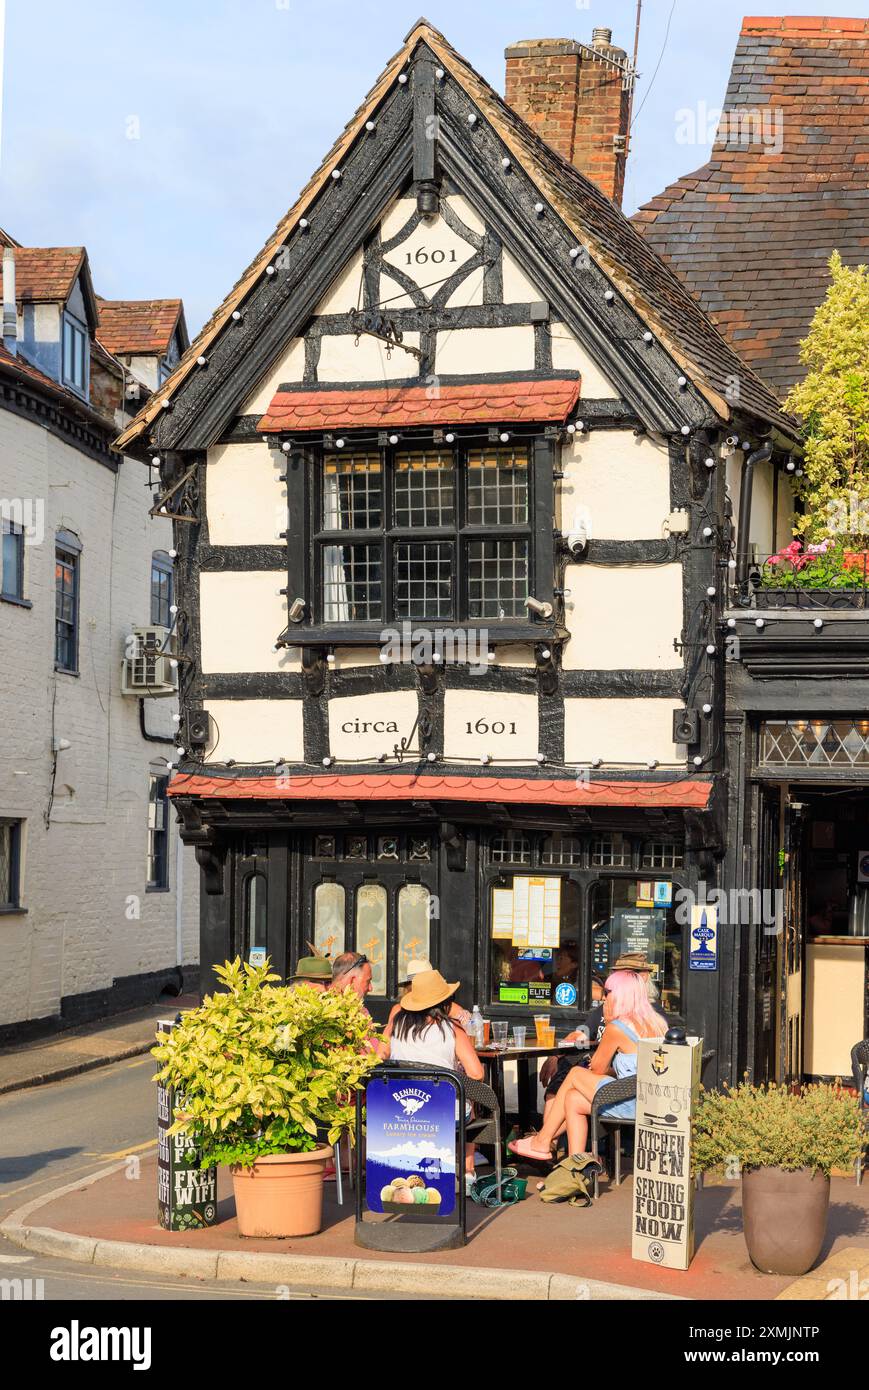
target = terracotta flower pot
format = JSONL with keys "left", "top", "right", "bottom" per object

{"left": 231, "top": 1146, "right": 332, "bottom": 1238}
{"left": 741, "top": 1166, "right": 830, "bottom": 1275}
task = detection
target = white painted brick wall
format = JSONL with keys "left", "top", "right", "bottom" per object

{"left": 0, "top": 409, "right": 199, "bottom": 1026}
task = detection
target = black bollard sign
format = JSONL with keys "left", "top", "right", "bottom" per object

{"left": 156, "top": 1020, "right": 218, "bottom": 1232}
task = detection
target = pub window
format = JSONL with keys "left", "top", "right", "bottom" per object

{"left": 315, "top": 444, "right": 533, "bottom": 625}
{"left": 2, "top": 518, "right": 25, "bottom": 600}
{"left": 397, "top": 884, "right": 431, "bottom": 979}
{"left": 355, "top": 883, "right": 387, "bottom": 996}
{"left": 760, "top": 718, "right": 869, "bottom": 768}
{"left": 591, "top": 833, "right": 632, "bottom": 868}
{"left": 243, "top": 872, "right": 268, "bottom": 956}
{"left": 150, "top": 550, "right": 174, "bottom": 627}
{"left": 146, "top": 775, "right": 169, "bottom": 889}
{"left": 55, "top": 531, "right": 81, "bottom": 673}
{"left": 641, "top": 839, "right": 684, "bottom": 870}
{"left": 0, "top": 819, "right": 23, "bottom": 910}
{"left": 489, "top": 831, "right": 532, "bottom": 865}
{"left": 541, "top": 833, "right": 583, "bottom": 866}
{"left": 313, "top": 882, "right": 345, "bottom": 958}
{"left": 489, "top": 876, "right": 580, "bottom": 1010}
{"left": 589, "top": 879, "right": 682, "bottom": 1014}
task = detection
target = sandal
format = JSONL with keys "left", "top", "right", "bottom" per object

{"left": 508, "top": 1136, "right": 554, "bottom": 1162}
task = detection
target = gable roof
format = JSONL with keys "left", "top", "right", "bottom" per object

{"left": 116, "top": 19, "right": 797, "bottom": 452}
{"left": 0, "top": 246, "right": 87, "bottom": 304}
{"left": 96, "top": 297, "right": 188, "bottom": 357}
{"left": 632, "top": 15, "right": 869, "bottom": 398}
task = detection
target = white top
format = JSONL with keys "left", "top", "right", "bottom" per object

{"left": 389, "top": 1020, "right": 457, "bottom": 1070}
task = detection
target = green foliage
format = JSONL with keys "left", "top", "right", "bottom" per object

{"left": 785, "top": 252, "right": 869, "bottom": 543}
{"left": 152, "top": 958, "right": 380, "bottom": 1168}
{"left": 691, "top": 1080, "right": 863, "bottom": 1177}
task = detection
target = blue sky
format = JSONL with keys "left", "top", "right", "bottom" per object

{"left": 1, "top": 1, "right": 865, "bottom": 332}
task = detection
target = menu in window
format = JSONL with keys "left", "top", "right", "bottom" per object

{"left": 491, "top": 889, "right": 514, "bottom": 940}
{"left": 512, "top": 876, "right": 561, "bottom": 948}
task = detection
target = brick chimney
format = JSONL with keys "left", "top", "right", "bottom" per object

{"left": 505, "top": 28, "right": 630, "bottom": 206}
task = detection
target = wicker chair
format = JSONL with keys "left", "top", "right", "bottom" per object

{"left": 589, "top": 1076, "right": 637, "bottom": 1200}
{"left": 463, "top": 1076, "right": 503, "bottom": 1203}
{"left": 851, "top": 1040, "right": 869, "bottom": 1185}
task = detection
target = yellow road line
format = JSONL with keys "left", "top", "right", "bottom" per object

{"left": 84, "top": 1139, "right": 156, "bottom": 1160}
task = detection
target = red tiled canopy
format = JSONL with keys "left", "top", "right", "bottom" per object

{"left": 256, "top": 378, "right": 581, "bottom": 433}
{"left": 168, "top": 772, "right": 712, "bottom": 809}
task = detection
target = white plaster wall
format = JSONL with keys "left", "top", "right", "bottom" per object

{"left": 502, "top": 250, "right": 542, "bottom": 304}
{"left": 199, "top": 570, "right": 300, "bottom": 673}
{"left": 435, "top": 325, "right": 534, "bottom": 376}
{"left": 562, "top": 564, "right": 684, "bottom": 671}
{"left": 203, "top": 698, "right": 304, "bottom": 764}
{"left": 443, "top": 690, "right": 539, "bottom": 762}
{"left": 0, "top": 412, "right": 199, "bottom": 1027}
{"left": 328, "top": 691, "right": 419, "bottom": 761}
{"left": 241, "top": 338, "right": 305, "bottom": 415}
{"left": 315, "top": 249, "right": 365, "bottom": 316}
{"left": 559, "top": 431, "right": 671, "bottom": 540}
{"left": 317, "top": 332, "right": 421, "bottom": 382}
{"left": 563, "top": 698, "right": 685, "bottom": 766}
{"left": 206, "top": 443, "right": 287, "bottom": 546}
{"left": 549, "top": 322, "right": 619, "bottom": 397}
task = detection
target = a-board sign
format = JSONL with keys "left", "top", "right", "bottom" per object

{"left": 156, "top": 1021, "right": 218, "bottom": 1232}
{"left": 365, "top": 1075, "right": 457, "bottom": 1217}
{"left": 631, "top": 1035, "right": 702, "bottom": 1271}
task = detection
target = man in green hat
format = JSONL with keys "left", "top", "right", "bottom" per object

{"left": 289, "top": 957, "right": 332, "bottom": 991}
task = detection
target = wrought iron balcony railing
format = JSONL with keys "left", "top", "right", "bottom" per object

{"left": 743, "top": 550, "right": 869, "bottom": 611}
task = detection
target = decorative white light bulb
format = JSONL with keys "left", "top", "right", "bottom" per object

{"left": 335, "top": 438, "right": 345, "bottom": 448}
{"left": 282, "top": 440, "right": 291, "bottom": 452}
{"left": 702, "top": 527, "right": 713, "bottom": 538}
{"left": 643, "top": 331, "right": 653, "bottom": 343}
{"left": 534, "top": 202, "right": 544, "bottom": 215}
{"left": 702, "top": 703, "right": 712, "bottom": 714}
{"left": 467, "top": 113, "right": 477, "bottom": 125}
{"left": 197, "top": 356, "right": 207, "bottom": 366}
{"left": 331, "top": 169, "right": 341, "bottom": 180}
{"left": 365, "top": 120, "right": 376, "bottom": 132}
{"left": 604, "top": 289, "right": 614, "bottom": 302}
{"left": 427, "top": 751, "right": 437, "bottom": 762}
{"left": 569, "top": 247, "right": 582, "bottom": 260}
{"left": 727, "top": 617, "right": 736, "bottom": 628}
{"left": 592, "top": 757, "right": 603, "bottom": 769}
{"left": 501, "top": 157, "right": 511, "bottom": 170}
{"left": 681, "top": 425, "right": 691, "bottom": 436}
{"left": 706, "top": 586, "right": 716, "bottom": 597}
{"left": 389, "top": 434, "right": 399, "bottom": 444}
{"left": 168, "top": 548, "right": 177, "bottom": 559}
{"left": 322, "top": 756, "right": 333, "bottom": 766}
{"left": 266, "top": 265, "right": 275, "bottom": 276}
{"left": 705, "top": 457, "right": 715, "bottom": 468}
{"left": 677, "top": 375, "right": 687, "bottom": 387}
{"left": 480, "top": 753, "right": 491, "bottom": 765}
{"left": 499, "top": 431, "right": 510, "bottom": 443}
{"left": 648, "top": 759, "right": 659, "bottom": 770}
{"left": 813, "top": 618, "right": 824, "bottom": 630}
{"left": 298, "top": 218, "right": 309, "bottom": 229}
{"left": 445, "top": 432, "right": 455, "bottom": 443}
{"left": 755, "top": 618, "right": 765, "bottom": 629}
{"left": 706, "top": 644, "right": 716, "bottom": 655}
{"left": 435, "top": 67, "right": 444, "bottom": 79}
{"left": 692, "top": 756, "right": 703, "bottom": 767}
{"left": 398, "top": 73, "right": 408, "bottom": 85}
{"left": 231, "top": 310, "right": 242, "bottom": 321}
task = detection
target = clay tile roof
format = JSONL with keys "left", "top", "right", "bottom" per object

{"left": 116, "top": 19, "right": 797, "bottom": 453}
{"left": 257, "top": 378, "right": 581, "bottom": 432}
{"left": 167, "top": 771, "right": 713, "bottom": 810}
{"left": 0, "top": 246, "right": 86, "bottom": 304}
{"left": 632, "top": 16, "right": 869, "bottom": 398}
{"left": 96, "top": 297, "right": 187, "bottom": 356}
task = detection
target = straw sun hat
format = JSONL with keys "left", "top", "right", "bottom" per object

{"left": 400, "top": 968, "right": 460, "bottom": 1012}
{"left": 399, "top": 957, "right": 434, "bottom": 985}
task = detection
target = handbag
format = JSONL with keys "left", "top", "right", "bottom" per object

{"left": 468, "top": 1166, "right": 524, "bottom": 1207}
{"left": 537, "top": 1152, "right": 603, "bottom": 1207}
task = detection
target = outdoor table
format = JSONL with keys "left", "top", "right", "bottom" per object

{"left": 475, "top": 1040, "right": 597, "bottom": 1133}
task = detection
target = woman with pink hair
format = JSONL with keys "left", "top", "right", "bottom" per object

{"left": 509, "top": 970, "right": 668, "bottom": 1162}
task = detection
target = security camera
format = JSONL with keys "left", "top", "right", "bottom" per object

{"left": 287, "top": 596, "right": 306, "bottom": 623}
{"left": 525, "top": 596, "right": 554, "bottom": 620}
{"left": 566, "top": 508, "right": 591, "bottom": 556}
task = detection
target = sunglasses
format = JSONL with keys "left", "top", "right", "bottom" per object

{"left": 335, "top": 953, "right": 369, "bottom": 976}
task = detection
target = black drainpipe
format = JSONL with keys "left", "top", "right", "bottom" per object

{"left": 139, "top": 697, "right": 174, "bottom": 745}
{"left": 735, "top": 439, "right": 774, "bottom": 602}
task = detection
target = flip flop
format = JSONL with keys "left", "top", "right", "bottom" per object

{"left": 508, "top": 1136, "right": 553, "bottom": 1162}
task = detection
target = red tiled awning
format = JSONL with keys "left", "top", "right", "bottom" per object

{"left": 256, "top": 378, "right": 581, "bottom": 433}
{"left": 168, "top": 773, "right": 712, "bottom": 810}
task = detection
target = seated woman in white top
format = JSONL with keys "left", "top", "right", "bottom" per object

{"left": 387, "top": 968, "right": 484, "bottom": 1175}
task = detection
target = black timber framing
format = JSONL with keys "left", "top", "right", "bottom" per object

{"left": 147, "top": 42, "right": 720, "bottom": 455}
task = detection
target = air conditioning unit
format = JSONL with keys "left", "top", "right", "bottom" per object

{"left": 121, "top": 626, "right": 177, "bottom": 697}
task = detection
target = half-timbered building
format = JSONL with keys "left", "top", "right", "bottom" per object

{"left": 117, "top": 21, "right": 802, "bottom": 1084}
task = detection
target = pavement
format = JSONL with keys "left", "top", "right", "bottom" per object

{"left": 0, "top": 996, "right": 199, "bottom": 1095}
{"left": 5, "top": 1151, "right": 869, "bottom": 1301}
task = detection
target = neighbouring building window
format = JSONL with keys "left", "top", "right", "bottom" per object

{"left": 62, "top": 313, "right": 88, "bottom": 395}
{"left": 147, "top": 775, "right": 170, "bottom": 889}
{"left": 0, "top": 820, "right": 23, "bottom": 910}
{"left": 150, "top": 550, "right": 174, "bottom": 627}
{"left": 760, "top": 718, "right": 869, "bottom": 768}
{"left": 2, "top": 518, "right": 24, "bottom": 599}
{"left": 54, "top": 532, "right": 81, "bottom": 672}
{"left": 316, "top": 445, "right": 532, "bottom": 624}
